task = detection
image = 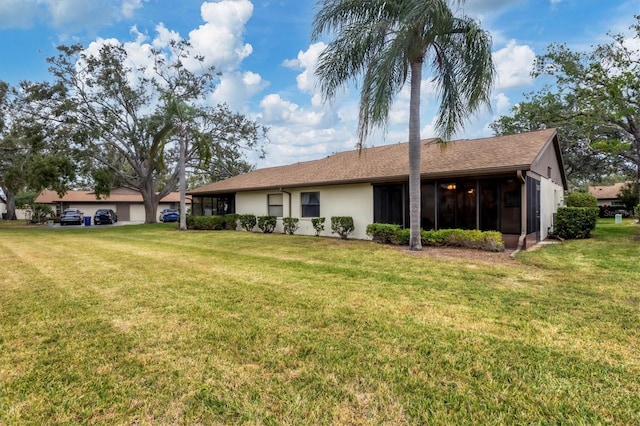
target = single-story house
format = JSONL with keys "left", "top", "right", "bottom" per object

{"left": 588, "top": 182, "right": 629, "bottom": 207}
{"left": 188, "top": 128, "right": 567, "bottom": 249}
{"left": 35, "top": 187, "right": 191, "bottom": 222}
{"left": 588, "top": 181, "right": 632, "bottom": 217}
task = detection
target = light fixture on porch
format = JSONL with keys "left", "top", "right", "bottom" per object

{"left": 446, "top": 183, "right": 456, "bottom": 190}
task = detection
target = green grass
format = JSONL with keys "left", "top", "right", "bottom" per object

{"left": 0, "top": 219, "right": 639, "bottom": 424}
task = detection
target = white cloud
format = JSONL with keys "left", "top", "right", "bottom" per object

{"left": 283, "top": 42, "right": 327, "bottom": 107}
{"left": 184, "top": 0, "right": 254, "bottom": 72}
{"left": 493, "top": 92, "right": 511, "bottom": 114}
{"left": 259, "top": 94, "right": 325, "bottom": 126}
{"left": 212, "top": 71, "right": 268, "bottom": 111}
{"left": 493, "top": 39, "right": 536, "bottom": 89}
{"left": 121, "top": 0, "right": 145, "bottom": 18}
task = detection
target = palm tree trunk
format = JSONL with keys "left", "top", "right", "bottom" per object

{"left": 178, "top": 122, "right": 187, "bottom": 231}
{"left": 408, "top": 60, "right": 423, "bottom": 251}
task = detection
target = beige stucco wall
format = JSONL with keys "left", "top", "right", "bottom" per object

{"left": 236, "top": 183, "right": 374, "bottom": 239}
{"left": 540, "top": 177, "right": 564, "bottom": 240}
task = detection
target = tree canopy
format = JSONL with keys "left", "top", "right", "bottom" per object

{"left": 37, "top": 38, "right": 266, "bottom": 223}
{"left": 0, "top": 80, "right": 76, "bottom": 220}
{"left": 492, "top": 15, "right": 640, "bottom": 192}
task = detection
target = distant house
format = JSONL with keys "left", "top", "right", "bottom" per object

{"left": 588, "top": 182, "right": 629, "bottom": 207}
{"left": 188, "top": 129, "right": 567, "bottom": 249}
{"left": 588, "top": 182, "right": 631, "bottom": 217}
{"left": 35, "top": 187, "right": 190, "bottom": 222}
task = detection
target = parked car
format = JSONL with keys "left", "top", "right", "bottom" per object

{"left": 94, "top": 208, "right": 118, "bottom": 225}
{"left": 60, "top": 208, "right": 84, "bottom": 226}
{"left": 159, "top": 208, "right": 179, "bottom": 222}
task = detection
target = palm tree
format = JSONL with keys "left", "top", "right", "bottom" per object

{"left": 312, "top": 0, "right": 495, "bottom": 250}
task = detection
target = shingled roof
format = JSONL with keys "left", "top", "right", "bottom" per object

{"left": 36, "top": 187, "right": 189, "bottom": 204}
{"left": 189, "top": 128, "right": 562, "bottom": 195}
{"left": 588, "top": 182, "right": 629, "bottom": 201}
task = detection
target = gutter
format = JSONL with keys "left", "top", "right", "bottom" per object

{"left": 511, "top": 170, "right": 528, "bottom": 258}
{"left": 279, "top": 188, "right": 292, "bottom": 217}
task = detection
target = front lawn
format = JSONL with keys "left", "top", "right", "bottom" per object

{"left": 0, "top": 220, "right": 638, "bottom": 424}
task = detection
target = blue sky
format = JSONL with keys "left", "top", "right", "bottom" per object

{"left": 1, "top": 0, "right": 638, "bottom": 169}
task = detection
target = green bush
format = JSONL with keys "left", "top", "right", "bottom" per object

{"left": 239, "top": 214, "right": 257, "bottom": 232}
{"left": 366, "top": 224, "right": 505, "bottom": 251}
{"left": 554, "top": 207, "right": 599, "bottom": 239}
{"left": 282, "top": 217, "right": 300, "bottom": 235}
{"left": 394, "top": 228, "right": 411, "bottom": 245}
{"left": 365, "top": 223, "right": 402, "bottom": 244}
{"left": 311, "top": 217, "right": 325, "bottom": 236}
{"left": 257, "top": 215, "right": 277, "bottom": 233}
{"left": 331, "top": 216, "right": 354, "bottom": 239}
{"left": 186, "top": 215, "right": 226, "bottom": 230}
{"left": 366, "top": 223, "right": 402, "bottom": 244}
{"left": 434, "top": 229, "right": 505, "bottom": 251}
{"left": 224, "top": 214, "right": 239, "bottom": 230}
{"left": 30, "top": 204, "right": 53, "bottom": 224}
{"left": 635, "top": 204, "right": 640, "bottom": 219}
{"left": 565, "top": 192, "right": 597, "bottom": 207}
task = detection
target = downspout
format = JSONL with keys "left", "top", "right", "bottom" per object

{"left": 511, "top": 170, "right": 528, "bottom": 258}
{"left": 279, "top": 188, "right": 292, "bottom": 217}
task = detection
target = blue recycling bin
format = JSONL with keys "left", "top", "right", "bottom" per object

{"left": 84, "top": 216, "right": 91, "bottom": 226}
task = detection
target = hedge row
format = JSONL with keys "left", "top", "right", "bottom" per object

{"left": 186, "top": 214, "right": 238, "bottom": 230}
{"left": 366, "top": 223, "right": 505, "bottom": 252}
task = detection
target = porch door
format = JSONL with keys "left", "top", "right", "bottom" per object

{"left": 526, "top": 177, "right": 541, "bottom": 241}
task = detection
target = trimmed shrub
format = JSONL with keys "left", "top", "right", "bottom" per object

{"left": 420, "top": 229, "right": 452, "bottom": 246}
{"left": 257, "top": 215, "right": 277, "bottom": 233}
{"left": 223, "top": 214, "right": 239, "bottom": 230}
{"left": 239, "top": 214, "right": 257, "bottom": 232}
{"left": 366, "top": 223, "right": 402, "bottom": 244}
{"left": 565, "top": 192, "right": 597, "bottom": 207}
{"left": 366, "top": 224, "right": 505, "bottom": 251}
{"left": 394, "top": 228, "right": 411, "bottom": 245}
{"left": 311, "top": 217, "right": 325, "bottom": 236}
{"left": 282, "top": 217, "right": 299, "bottom": 235}
{"left": 186, "top": 215, "right": 226, "bottom": 230}
{"left": 331, "top": 216, "right": 355, "bottom": 239}
{"left": 555, "top": 207, "right": 599, "bottom": 239}
{"left": 439, "top": 229, "right": 505, "bottom": 251}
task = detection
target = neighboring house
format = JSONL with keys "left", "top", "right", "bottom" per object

{"left": 588, "top": 182, "right": 629, "bottom": 207}
{"left": 588, "top": 182, "right": 631, "bottom": 217}
{"left": 188, "top": 129, "right": 567, "bottom": 249}
{"left": 35, "top": 187, "right": 191, "bottom": 222}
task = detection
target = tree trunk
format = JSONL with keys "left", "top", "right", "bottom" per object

{"left": 4, "top": 190, "right": 16, "bottom": 220}
{"left": 140, "top": 183, "right": 160, "bottom": 224}
{"left": 408, "top": 60, "right": 423, "bottom": 251}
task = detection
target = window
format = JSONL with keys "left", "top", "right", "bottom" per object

{"left": 268, "top": 194, "right": 283, "bottom": 217}
{"left": 301, "top": 192, "right": 320, "bottom": 217}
